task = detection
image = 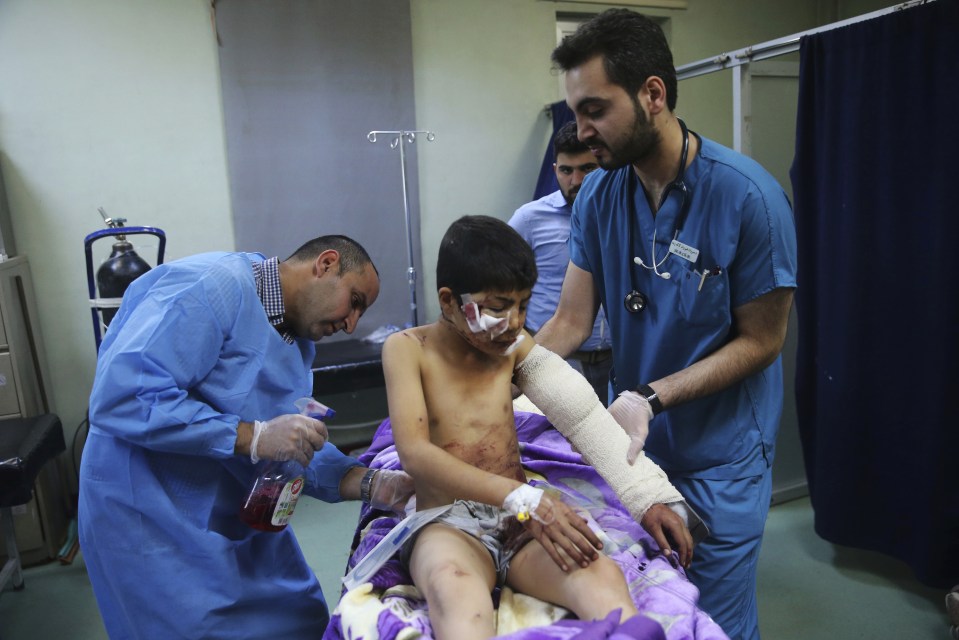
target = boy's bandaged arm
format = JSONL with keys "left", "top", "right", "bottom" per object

{"left": 515, "top": 344, "right": 705, "bottom": 532}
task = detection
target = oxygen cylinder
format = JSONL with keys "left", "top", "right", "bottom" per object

{"left": 96, "top": 238, "right": 152, "bottom": 326}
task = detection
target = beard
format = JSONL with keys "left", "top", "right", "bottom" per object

{"left": 590, "top": 101, "right": 661, "bottom": 170}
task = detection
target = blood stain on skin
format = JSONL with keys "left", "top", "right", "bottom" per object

{"left": 400, "top": 331, "right": 427, "bottom": 346}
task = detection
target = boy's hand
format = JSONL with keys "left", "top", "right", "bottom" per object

{"left": 640, "top": 503, "right": 694, "bottom": 569}
{"left": 524, "top": 496, "right": 603, "bottom": 573}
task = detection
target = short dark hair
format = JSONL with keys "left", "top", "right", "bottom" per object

{"left": 553, "top": 121, "right": 588, "bottom": 158}
{"left": 436, "top": 215, "right": 537, "bottom": 296}
{"left": 552, "top": 9, "right": 678, "bottom": 111}
{"left": 285, "top": 235, "right": 377, "bottom": 276}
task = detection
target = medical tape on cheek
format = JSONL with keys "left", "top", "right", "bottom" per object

{"left": 461, "top": 294, "right": 510, "bottom": 337}
{"left": 515, "top": 344, "right": 685, "bottom": 523}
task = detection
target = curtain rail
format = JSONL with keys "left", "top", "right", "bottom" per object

{"left": 676, "top": 0, "right": 935, "bottom": 80}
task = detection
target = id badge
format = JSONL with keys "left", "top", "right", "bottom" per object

{"left": 669, "top": 239, "right": 700, "bottom": 263}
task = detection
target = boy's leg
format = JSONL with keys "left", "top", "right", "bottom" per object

{"left": 409, "top": 524, "right": 498, "bottom": 640}
{"left": 505, "top": 539, "right": 638, "bottom": 623}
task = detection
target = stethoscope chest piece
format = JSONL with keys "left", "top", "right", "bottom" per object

{"left": 624, "top": 289, "right": 648, "bottom": 313}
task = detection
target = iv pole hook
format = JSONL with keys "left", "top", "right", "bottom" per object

{"left": 367, "top": 129, "right": 435, "bottom": 327}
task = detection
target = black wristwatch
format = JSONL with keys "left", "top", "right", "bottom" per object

{"left": 637, "top": 384, "right": 664, "bottom": 416}
{"left": 360, "top": 468, "right": 378, "bottom": 504}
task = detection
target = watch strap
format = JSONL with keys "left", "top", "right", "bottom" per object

{"left": 637, "top": 384, "right": 664, "bottom": 416}
{"left": 360, "top": 468, "right": 378, "bottom": 504}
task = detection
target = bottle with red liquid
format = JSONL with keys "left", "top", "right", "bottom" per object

{"left": 239, "top": 398, "right": 335, "bottom": 532}
{"left": 239, "top": 460, "right": 306, "bottom": 532}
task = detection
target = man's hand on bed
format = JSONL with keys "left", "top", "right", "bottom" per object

{"left": 641, "top": 503, "right": 694, "bottom": 569}
{"left": 525, "top": 496, "right": 604, "bottom": 573}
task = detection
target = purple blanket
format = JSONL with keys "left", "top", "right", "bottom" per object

{"left": 323, "top": 412, "right": 728, "bottom": 640}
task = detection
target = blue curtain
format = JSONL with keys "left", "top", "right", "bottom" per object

{"left": 791, "top": 0, "right": 959, "bottom": 589}
{"left": 532, "top": 101, "right": 575, "bottom": 199}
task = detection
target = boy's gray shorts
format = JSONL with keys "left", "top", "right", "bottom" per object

{"left": 399, "top": 499, "right": 534, "bottom": 586}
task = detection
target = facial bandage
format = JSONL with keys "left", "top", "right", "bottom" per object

{"left": 515, "top": 344, "right": 684, "bottom": 522}
{"left": 461, "top": 293, "right": 525, "bottom": 355}
{"left": 461, "top": 294, "right": 509, "bottom": 336}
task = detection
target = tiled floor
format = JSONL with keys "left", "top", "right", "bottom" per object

{"left": 755, "top": 497, "right": 946, "bottom": 639}
{"left": 0, "top": 496, "right": 951, "bottom": 639}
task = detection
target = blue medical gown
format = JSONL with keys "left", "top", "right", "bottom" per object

{"left": 78, "top": 252, "right": 361, "bottom": 639}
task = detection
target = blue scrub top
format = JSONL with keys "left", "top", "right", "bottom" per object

{"left": 570, "top": 136, "right": 798, "bottom": 479}
{"left": 79, "top": 252, "right": 361, "bottom": 639}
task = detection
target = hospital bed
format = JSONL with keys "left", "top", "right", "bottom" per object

{"left": 322, "top": 408, "right": 728, "bottom": 640}
{"left": 311, "top": 339, "right": 389, "bottom": 450}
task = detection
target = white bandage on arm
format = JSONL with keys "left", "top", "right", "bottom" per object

{"left": 515, "top": 344, "right": 684, "bottom": 522}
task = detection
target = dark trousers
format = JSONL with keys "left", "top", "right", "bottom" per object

{"left": 567, "top": 349, "right": 613, "bottom": 407}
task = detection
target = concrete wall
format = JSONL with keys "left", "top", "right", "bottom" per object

{"left": 0, "top": 0, "right": 895, "bottom": 484}
{"left": 409, "top": 0, "right": 891, "bottom": 322}
{"left": 0, "top": 0, "right": 233, "bottom": 485}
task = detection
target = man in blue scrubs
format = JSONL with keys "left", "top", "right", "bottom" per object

{"left": 79, "top": 236, "right": 410, "bottom": 639}
{"left": 508, "top": 121, "right": 613, "bottom": 404}
{"left": 535, "top": 10, "right": 798, "bottom": 640}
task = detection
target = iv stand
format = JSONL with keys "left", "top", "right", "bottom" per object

{"left": 367, "top": 129, "right": 435, "bottom": 327}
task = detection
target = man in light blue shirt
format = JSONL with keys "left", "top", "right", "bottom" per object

{"left": 509, "top": 121, "right": 613, "bottom": 404}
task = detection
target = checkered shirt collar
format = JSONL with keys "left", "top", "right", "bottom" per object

{"left": 251, "top": 256, "right": 295, "bottom": 344}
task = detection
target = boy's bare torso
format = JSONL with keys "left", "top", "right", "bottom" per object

{"left": 401, "top": 324, "right": 527, "bottom": 510}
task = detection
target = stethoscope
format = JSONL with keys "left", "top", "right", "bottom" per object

{"left": 624, "top": 118, "right": 693, "bottom": 314}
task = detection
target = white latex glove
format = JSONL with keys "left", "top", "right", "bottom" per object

{"left": 250, "top": 414, "right": 328, "bottom": 467}
{"left": 368, "top": 469, "right": 415, "bottom": 515}
{"left": 608, "top": 390, "right": 653, "bottom": 464}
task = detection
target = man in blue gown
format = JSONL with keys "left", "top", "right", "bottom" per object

{"left": 79, "top": 235, "right": 406, "bottom": 639}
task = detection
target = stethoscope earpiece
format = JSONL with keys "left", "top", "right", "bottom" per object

{"left": 633, "top": 256, "right": 670, "bottom": 280}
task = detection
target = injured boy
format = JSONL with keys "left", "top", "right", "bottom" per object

{"left": 382, "top": 215, "right": 702, "bottom": 640}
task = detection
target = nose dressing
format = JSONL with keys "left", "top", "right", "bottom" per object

{"left": 461, "top": 294, "right": 509, "bottom": 336}
{"left": 460, "top": 293, "right": 525, "bottom": 355}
